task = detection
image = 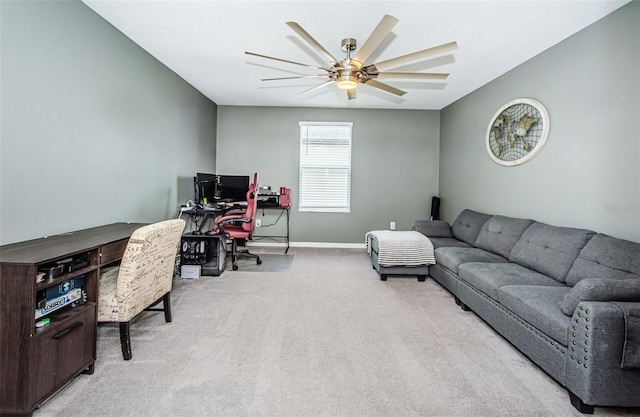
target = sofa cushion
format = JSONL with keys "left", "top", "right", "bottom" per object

{"left": 559, "top": 278, "right": 640, "bottom": 316}
{"left": 499, "top": 285, "right": 572, "bottom": 345}
{"left": 566, "top": 234, "right": 640, "bottom": 287}
{"left": 413, "top": 220, "right": 452, "bottom": 238}
{"left": 458, "top": 262, "right": 564, "bottom": 301}
{"left": 509, "top": 222, "right": 595, "bottom": 283}
{"left": 429, "top": 237, "right": 471, "bottom": 249}
{"left": 451, "top": 209, "right": 492, "bottom": 246}
{"left": 475, "top": 215, "right": 534, "bottom": 259}
{"left": 435, "top": 247, "right": 508, "bottom": 275}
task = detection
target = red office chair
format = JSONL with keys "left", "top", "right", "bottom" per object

{"left": 214, "top": 173, "right": 262, "bottom": 270}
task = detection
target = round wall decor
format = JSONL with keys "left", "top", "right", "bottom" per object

{"left": 485, "top": 98, "right": 550, "bottom": 166}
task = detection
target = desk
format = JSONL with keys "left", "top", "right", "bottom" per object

{"left": 179, "top": 206, "right": 223, "bottom": 233}
{"left": 0, "top": 223, "right": 144, "bottom": 416}
{"left": 253, "top": 206, "right": 290, "bottom": 254}
{"left": 179, "top": 204, "right": 290, "bottom": 254}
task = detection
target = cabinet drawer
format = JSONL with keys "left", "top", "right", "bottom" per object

{"left": 100, "top": 239, "right": 129, "bottom": 265}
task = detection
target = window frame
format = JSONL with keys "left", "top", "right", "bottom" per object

{"left": 298, "top": 121, "right": 353, "bottom": 213}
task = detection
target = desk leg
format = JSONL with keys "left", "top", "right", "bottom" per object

{"left": 285, "top": 207, "right": 290, "bottom": 254}
{"left": 198, "top": 213, "right": 212, "bottom": 233}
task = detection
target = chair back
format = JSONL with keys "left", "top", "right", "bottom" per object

{"left": 241, "top": 173, "right": 259, "bottom": 233}
{"left": 99, "top": 219, "right": 185, "bottom": 322}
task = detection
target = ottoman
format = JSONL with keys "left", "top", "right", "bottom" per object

{"left": 366, "top": 230, "right": 435, "bottom": 282}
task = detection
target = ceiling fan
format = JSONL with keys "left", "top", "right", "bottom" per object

{"left": 245, "top": 15, "right": 457, "bottom": 100}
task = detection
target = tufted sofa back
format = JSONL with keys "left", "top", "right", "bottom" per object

{"left": 451, "top": 209, "right": 492, "bottom": 246}
{"left": 474, "top": 215, "right": 534, "bottom": 259}
{"left": 509, "top": 222, "right": 596, "bottom": 282}
{"left": 565, "top": 233, "right": 640, "bottom": 287}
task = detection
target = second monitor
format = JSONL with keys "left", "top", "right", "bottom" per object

{"left": 195, "top": 173, "right": 250, "bottom": 204}
{"left": 217, "top": 175, "right": 250, "bottom": 202}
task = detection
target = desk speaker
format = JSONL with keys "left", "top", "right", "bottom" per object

{"left": 430, "top": 196, "right": 440, "bottom": 221}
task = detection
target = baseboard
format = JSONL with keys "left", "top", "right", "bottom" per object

{"left": 248, "top": 241, "right": 366, "bottom": 249}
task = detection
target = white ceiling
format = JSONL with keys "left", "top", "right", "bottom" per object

{"left": 82, "top": 0, "right": 629, "bottom": 110}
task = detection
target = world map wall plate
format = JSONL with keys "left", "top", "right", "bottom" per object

{"left": 486, "top": 98, "right": 550, "bottom": 166}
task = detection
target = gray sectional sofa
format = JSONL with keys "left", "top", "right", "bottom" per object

{"left": 414, "top": 209, "right": 640, "bottom": 413}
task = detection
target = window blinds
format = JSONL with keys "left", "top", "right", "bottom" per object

{"left": 299, "top": 121, "right": 353, "bottom": 213}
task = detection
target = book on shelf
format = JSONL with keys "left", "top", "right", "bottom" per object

{"left": 35, "top": 288, "right": 83, "bottom": 319}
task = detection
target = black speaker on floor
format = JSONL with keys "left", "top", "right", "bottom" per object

{"left": 430, "top": 196, "right": 441, "bottom": 220}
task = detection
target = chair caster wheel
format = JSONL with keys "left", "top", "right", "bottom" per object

{"left": 232, "top": 265, "right": 238, "bottom": 271}
{"left": 256, "top": 258, "right": 262, "bottom": 265}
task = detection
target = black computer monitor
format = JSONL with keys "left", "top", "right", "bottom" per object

{"left": 194, "top": 173, "right": 218, "bottom": 204}
{"left": 217, "top": 175, "right": 250, "bottom": 202}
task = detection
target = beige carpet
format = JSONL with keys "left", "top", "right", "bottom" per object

{"left": 37, "top": 247, "right": 638, "bottom": 417}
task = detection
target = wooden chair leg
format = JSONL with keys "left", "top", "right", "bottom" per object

{"left": 163, "top": 292, "right": 172, "bottom": 323}
{"left": 119, "top": 321, "right": 132, "bottom": 360}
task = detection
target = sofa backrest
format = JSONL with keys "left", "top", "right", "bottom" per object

{"left": 451, "top": 209, "right": 492, "bottom": 246}
{"left": 414, "top": 220, "right": 452, "bottom": 238}
{"left": 509, "top": 222, "right": 596, "bottom": 283}
{"left": 565, "top": 234, "right": 640, "bottom": 287}
{"left": 475, "top": 215, "right": 534, "bottom": 259}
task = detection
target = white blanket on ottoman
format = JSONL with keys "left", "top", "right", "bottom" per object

{"left": 365, "top": 230, "right": 435, "bottom": 267}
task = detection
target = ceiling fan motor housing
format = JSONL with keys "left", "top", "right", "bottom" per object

{"left": 341, "top": 38, "right": 357, "bottom": 53}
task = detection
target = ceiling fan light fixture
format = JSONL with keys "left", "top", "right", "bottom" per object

{"left": 337, "top": 74, "right": 358, "bottom": 90}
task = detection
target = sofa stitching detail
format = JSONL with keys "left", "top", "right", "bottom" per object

{"left": 569, "top": 307, "right": 591, "bottom": 369}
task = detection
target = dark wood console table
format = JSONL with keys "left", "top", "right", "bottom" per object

{"left": 0, "top": 223, "right": 145, "bottom": 417}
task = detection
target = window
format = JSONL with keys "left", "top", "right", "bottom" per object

{"left": 299, "top": 121, "right": 352, "bottom": 213}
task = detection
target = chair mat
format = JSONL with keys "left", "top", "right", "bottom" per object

{"left": 230, "top": 253, "right": 294, "bottom": 272}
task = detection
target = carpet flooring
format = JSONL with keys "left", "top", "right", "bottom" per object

{"left": 36, "top": 247, "right": 639, "bottom": 417}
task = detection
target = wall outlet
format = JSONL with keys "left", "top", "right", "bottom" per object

{"left": 390, "top": 221, "right": 396, "bottom": 230}
{"left": 255, "top": 218, "right": 261, "bottom": 227}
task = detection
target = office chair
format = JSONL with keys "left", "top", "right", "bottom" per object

{"left": 214, "top": 173, "right": 262, "bottom": 270}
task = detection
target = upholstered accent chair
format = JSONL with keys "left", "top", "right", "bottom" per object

{"left": 98, "top": 219, "right": 185, "bottom": 360}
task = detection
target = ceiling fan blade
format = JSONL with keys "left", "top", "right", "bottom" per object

{"left": 363, "top": 79, "right": 407, "bottom": 97}
{"left": 376, "top": 72, "right": 449, "bottom": 80}
{"left": 370, "top": 41, "right": 458, "bottom": 72}
{"left": 245, "top": 51, "right": 331, "bottom": 71}
{"left": 286, "top": 22, "right": 340, "bottom": 65}
{"left": 350, "top": 14, "right": 399, "bottom": 69}
{"left": 261, "top": 75, "right": 328, "bottom": 81}
{"left": 347, "top": 89, "right": 356, "bottom": 101}
{"left": 300, "top": 80, "right": 334, "bottom": 95}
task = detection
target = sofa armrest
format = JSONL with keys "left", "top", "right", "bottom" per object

{"left": 565, "top": 301, "right": 640, "bottom": 407}
{"left": 560, "top": 278, "right": 640, "bottom": 316}
{"left": 616, "top": 302, "right": 640, "bottom": 369}
{"left": 413, "top": 220, "right": 452, "bottom": 238}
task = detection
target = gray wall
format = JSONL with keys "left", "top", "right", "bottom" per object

{"left": 0, "top": 1, "right": 217, "bottom": 245}
{"left": 439, "top": 1, "right": 640, "bottom": 242}
{"left": 216, "top": 106, "right": 440, "bottom": 243}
